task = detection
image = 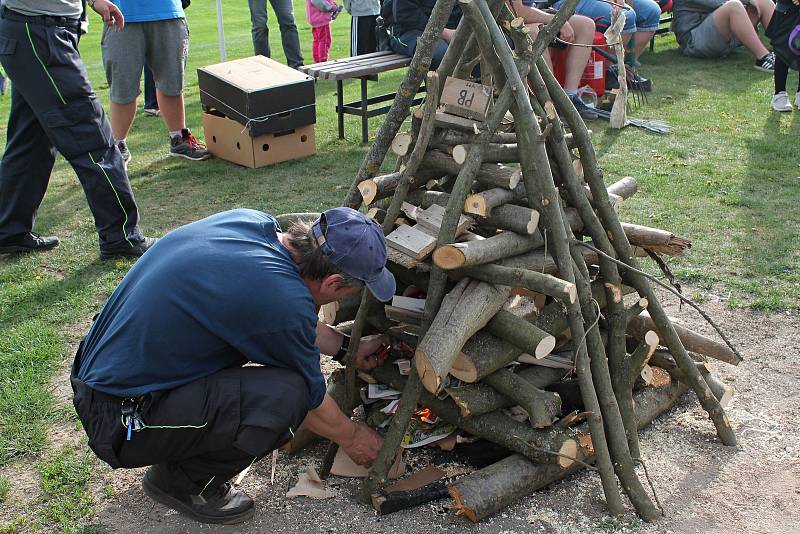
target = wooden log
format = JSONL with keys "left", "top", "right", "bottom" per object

{"left": 461, "top": 264, "right": 576, "bottom": 303}
{"left": 358, "top": 172, "right": 436, "bottom": 206}
{"left": 391, "top": 132, "right": 413, "bottom": 156}
{"left": 479, "top": 203, "right": 539, "bottom": 235}
{"left": 606, "top": 176, "right": 638, "bottom": 199}
{"left": 450, "top": 331, "right": 524, "bottom": 383}
{"left": 433, "top": 208, "right": 582, "bottom": 270}
{"left": 448, "top": 379, "right": 688, "bottom": 523}
{"left": 621, "top": 223, "right": 692, "bottom": 256}
{"left": 446, "top": 366, "right": 567, "bottom": 417}
{"left": 430, "top": 129, "right": 518, "bottom": 147}
{"left": 404, "top": 189, "right": 450, "bottom": 209}
{"left": 464, "top": 187, "right": 520, "bottom": 217}
{"left": 421, "top": 150, "right": 522, "bottom": 190}
{"left": 627, "top": 311, "right": 742, "bottom": 366}
{"left": 648, "top": 351, "right": 734, "bottom": 408}
{"left": 372, "top": 364, "right": 579, "bottom": 467}
{"left": 371, "top": 480, "right": 450, "bottom": 515}
{"left": 482, "top": 368, "right": 562, "bottom": 428}
{"left": 485, "top": 309, "right": 556, "bottom": 358}
{"left": 415, "top": 279, "right": 511, "bottom": 394}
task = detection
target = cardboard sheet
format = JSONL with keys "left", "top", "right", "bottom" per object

{"left": 384, "top": 466, "right": 446, "bottom": 493}
{"left": 330, "top": 448, "right": 405, "bottom": 479}
{"left": 286, "top": 468, "right": 336, "bottom": 499}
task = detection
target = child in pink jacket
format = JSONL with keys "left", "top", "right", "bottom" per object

{"left": 307, "top": 0, "right": 343, "bottom": 62}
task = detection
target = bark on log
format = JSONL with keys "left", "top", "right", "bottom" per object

{"left": 479, "top": 203, "right": 539, "bottom": 235}
{"left": 649, "top": 351, "right": 734, "bottom": 408}
{"left": 448, "top": 380, "right": 688, "bottom": 522}
{"left": 446, "top": 366, "right": 567, "bottom": 416}
{"left": 415, "top": 279, "right": 511, "bottom": 394}
{"left": 464, "top": 186, "right": 523, "bottom": 217}
{"left": 421, "top": 150, "right": 522, "bottom": 190}
{"left": 621, "top": 223, "right": 691, "bottom": 256}
{"left": 450, "top": 330, "right": 524, "bottom": 383}
{"left": 482, "top": 368, "right": 562, "bottom": 428}
{"left": 461, "top": 264, "right": 576, "bottom": 303}
{"left": 627, "top": 311, "right": 742, "bottom": 366}
{"left": 371, "top": 480, "right": 450, "bottom": 515}
{"left": 606, "top": 176, "right": 638, "bottom": 199}
{"left": 485, "top": 309, "right": 557, "bottom": 357}
{"left": 358, "top": 172, "right": 436, "bottom": 206}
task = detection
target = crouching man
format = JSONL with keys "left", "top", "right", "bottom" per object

{"left": 71, "top": 207, "right": 396, "bottom": 525}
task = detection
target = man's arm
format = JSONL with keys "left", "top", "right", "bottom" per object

{"left": 89, "top": 0, "right": 125, "bottom": 31}
{"left": 315, "top": 321, "right": 389, "bottom": 368}
{"left": 302, "top": 393, "right": 383, "bottom": 465}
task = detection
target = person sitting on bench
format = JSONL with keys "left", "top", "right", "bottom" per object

{"left": 387, "top": 0, "right": 463, "bottom": 69}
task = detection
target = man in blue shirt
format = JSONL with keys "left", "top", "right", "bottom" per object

{"left": 72, "top": 207, "right": 396, "bottom": 525}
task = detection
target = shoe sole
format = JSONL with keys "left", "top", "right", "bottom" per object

{"left": 169, "top": 151, "right": 211, "bottom": 161}
{"left": 0, "top": 242, "right": 59, "bottom": 254}
{"left": 754, "top": 65, "right": 774, "bottom": 73}
{"left": 142, "top": 476, "right": 255, "bottom": 525}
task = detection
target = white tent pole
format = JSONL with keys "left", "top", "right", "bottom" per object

{"left": 216, "top": 0, "right": 227, "bottom": 61}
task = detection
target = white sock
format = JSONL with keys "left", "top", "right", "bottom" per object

{"left": 564, "top": 88, "right": 578, "bottom": 96}
{"left": 169, "top": 130, "right": 183, "bottom": 140}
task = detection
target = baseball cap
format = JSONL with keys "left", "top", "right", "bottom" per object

{"left": 311, "top": 207, "right": 396, "bottom": 302}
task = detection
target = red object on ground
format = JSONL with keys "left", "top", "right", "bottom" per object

{"left": 550, "top": 31, "right": 606, "bottom": 97}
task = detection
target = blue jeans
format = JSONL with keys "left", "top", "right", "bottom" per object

{"left": 248, "top": 0, "right": 304, "bottom": 68}
{"left": 389, "top": 30, "right": 449, "bottom": 70}
{"left": 553, "top": 0, "right": 661, "bottom": 34}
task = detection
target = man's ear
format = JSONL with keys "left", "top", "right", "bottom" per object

{"left": 321, "top": 273, "right": 346, "bottom": 291}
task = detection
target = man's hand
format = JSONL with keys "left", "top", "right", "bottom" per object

{"left": 341, "top": 422, "right": 383, "bottom": 466}
{"left": 353, "top": 334, "right": 389, "bottom": 369}
{"left": 91, "top": 0, "right": 125, "bottom": 31}
{"left": 560, "top": 21, "right": 575, "bottom": 43}
{"left": 441, "top": 28, "right": 456, "bottom": 43}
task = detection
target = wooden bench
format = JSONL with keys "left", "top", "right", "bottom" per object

{"left": 299, "top": 51, "right": 426, "bottom": 143}
{"left": 650, "top": 10, "right": 673, "bottom": 52}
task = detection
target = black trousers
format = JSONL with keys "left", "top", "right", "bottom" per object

{"left": 0, "top": 8, "right": 143, "bottom": 249}
{"left": 71, "top": 363, "right": 311, "bottom": 495}
{"left": 350, "top": 15, "right": 378, "bottom": 56}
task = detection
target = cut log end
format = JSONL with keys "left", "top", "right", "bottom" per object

{"left": 452, "top": 144, "right": 468, "bottom": 165}
{"left": 558, "top": 439, "right": 579, "bottom": 469}
{"left": 358, "top": 179, "right": 378, "bottom": 206}
{"left": 432, "top": 244, "right": 467, "bottom": 270}
{"left": 644, "top": 330, "right": 659, "bottom": 350}
{"left": 639, "top": 297, "right": 649, "bottom": 309}
{"left": 535, "top": 335, "right": 557, "bottom": 359}
{"left": 415, "top": 350, "right": 441, "bottom": 394}
{"left": 564, "top": 284, "right": 577, "bottom": 304}
{"left": 448, "top": 486, "right": 478, "bottom": 523}
{"left": 464, "top": 193, "right": 489, "bottom": 217}
{"left": 391, "top": 132, "right": 413, "bottom": 156}
{"left": 509, "top": 170, "right": 522, "bottom": 190}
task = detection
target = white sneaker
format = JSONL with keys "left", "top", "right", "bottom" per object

{"left": 796, "top": 91, "right": 800, "bottom": 108}
{"left": 771, "top": 91, "right": 792, "bottom": 112}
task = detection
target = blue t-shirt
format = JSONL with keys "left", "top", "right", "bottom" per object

{"left": 112, "top": 0, "right": 184, "bottom": 22}
{"left": 77, "top": 209, "right": 325, "bottom": 408}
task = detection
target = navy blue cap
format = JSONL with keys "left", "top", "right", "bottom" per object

{"left": 311, "top": 207, "right": 396, "bottom": 302}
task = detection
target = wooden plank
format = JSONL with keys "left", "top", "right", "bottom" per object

{"left": 386, "top": 247, "right": 431, "bottom": 271}
{"left": 391, "top": 295, "right": 426, "bottom": 313}
{"left": 434, "top": 111, "right": 482, "bottom": 132}
{"left": 416, "top": 204, "right": 472, "bottom": 237}
{"left": 384, "top": 305, "right": 423, "bottom": 325}
{"left": 323, "top": 59, "right": 412, "bottom": 80}
{"left": 386, "top": 225, "right": 437, "bottom": 260}
{"left": 400, "top": 202, "right": 423, "bottom": 221}
{"left": 299, "top": 51, "right": 396, "bottom": 74}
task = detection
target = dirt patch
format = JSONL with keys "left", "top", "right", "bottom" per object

{"left": 8, "top": 288, "right": 800, "bottom": 533}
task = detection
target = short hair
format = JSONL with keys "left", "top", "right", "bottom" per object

{"left": 285, "top": 218, "right": 364, "bottom": 288}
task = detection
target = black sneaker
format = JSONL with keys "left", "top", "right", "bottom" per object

{"left": 755, "top": 52, "right": 776, "bottom": 73}
{"left": 117, "top": 140, "right": 132, "bottom": 169}
{"left": 0, "top": 232, "right": 59, "bottom": 254}
{"left": 570, "top": 94, "right": 599, "bottom": 120}
{"left": 169, "top": 129, "right": 211, "bottom": 161}
{"left": 99, "top": 236, "right": 158, "bottom": 260}
{"left": 142, "top": 467, "right": 255, "bottom": 525}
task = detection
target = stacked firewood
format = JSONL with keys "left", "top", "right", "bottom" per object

{"left": 283, "top": 0, "right": 741, "bottom": 523}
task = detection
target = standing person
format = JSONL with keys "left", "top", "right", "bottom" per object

{"left": 672, "top": 0, "right": 776, "bottom": 71}
{"left": 765, "top": 0, "right": 800, "bottom": 110}
{"left": 0, "top": 0, "right": 155, "bottom": 259}
{"left": 248, "top": 0, "right": 304, "bottom": 69}
{"left": 345, "top": 0, "right": 380, "bottom": 55}
{"left": 307, "top": 0, "right": 342, "bottom": 62}
{"left": 71, "top": 207, "right": 395, "bottom": 525}
{"left": 102, "top": 0, "right": 210, "bottom": 164}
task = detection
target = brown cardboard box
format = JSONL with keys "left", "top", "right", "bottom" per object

{"left": 198, "top": 56, "right": 315, "bottom": 136}
{"left": 203, "top": 111, "right": 315, "bottom": 168}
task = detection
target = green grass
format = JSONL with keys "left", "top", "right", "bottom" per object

{"left": 0, "top": 0, "right": 798, "bottom": 528}
{"left": 0, "top": 476, "right": 9, "bottom": 503}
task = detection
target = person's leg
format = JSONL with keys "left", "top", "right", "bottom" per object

{"left": 430, "top": 38, "right": 451, "bottom": 71}
{"left": 563, "top": 14, "right": 594, "bottom": 90}
{"left": 390, "top": 30, "right": 422, "bottom": 58}
{"left": 711, "top": 0, "right": 769, "bottom": 58}
{"left": 269, "top": 0, "right": 304, "bottom": 68}
{"left": 630, "top": 0, "right": 660, "bottom": 58}
{"left": 771, "top": 56, "right": 791, "bottom": 111}
{"left": 322, "top": 24, "right": 332, "bottom": 62}
{"left": 312, "top": 26, "right": 325, "bottom": 63}
{"left": 0, "top": 17, "right": 145, "bottom": 252}
{"left": 0, "top": 79, "right": 59, "bottom": 244}
{"left": 749, "top": 0, "right": 774, "bottom": 28}
{"left": 143, "top": 65, "right": 159, "bottom": 113}
{"left": 356, "top": 15, "right": 378, "bottom": 55}
{"left": 102, "top": 23, "right": 145, "bottom": 142}
{"left": 247, "top": 0, "right": 271, "bottom": 57}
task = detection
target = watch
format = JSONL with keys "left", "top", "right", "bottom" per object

{"left": 333, "top": 334, "right": 351, "bottom": 363}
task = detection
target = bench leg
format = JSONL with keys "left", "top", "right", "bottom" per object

{"left": 360, "top": 78, "right": 369, "bottom": 144}
{"left": 337, "top": 80, "right": 345, "bottom": 140}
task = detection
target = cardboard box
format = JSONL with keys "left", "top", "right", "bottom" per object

{"left": 203, "top": 111, "right": 315, "bottom": 168}
{"left": 440, "top": 77, "right": 492, "bottom": 121}
{"left": 198, "top": 56, "right": 315, "bottom": 136}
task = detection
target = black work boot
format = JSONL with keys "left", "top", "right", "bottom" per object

{"left": 99, "top": 236, "right": 158, "bottom": 261}
{"left": 142, "top": 466, "right": 255, "bottom": 525}
{"left": 0, "top": 232, "right": 59, "bottom": 254}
